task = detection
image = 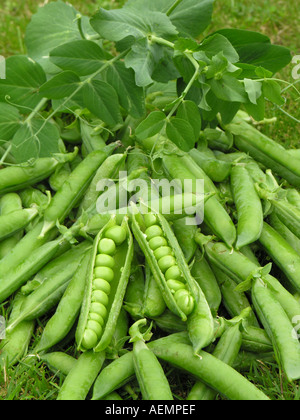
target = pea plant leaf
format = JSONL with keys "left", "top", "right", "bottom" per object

{"left": 0, "top": 56, "right": 47, "bottom": 113}
{"left": 25, "top": 0, "right": 98, "bottom": 75}
{"left": 90, "top": 7, "right": 178, "bottom": 43}
{"left": 176, "top": 100, "right": 202, "bottom": 141}
{"left": 49, "top": 40, "right": 110, "bottom": 77}
{"left": 10, "top": 119, "right": 61, "bottom": 163}
{"left": 135, "top": 111, "right": 166, "bottom": 140}
{"left": 197, "top": 34, "right": 240, "bottom": 63}
{"left": 166, "top": 117, "right": 196, "bottom": 152}
{"left": 0, "top": 103, "right": 22, "bottom": 142}
{"left": 101, "top": 61, "right": 146, "bottom": 118}
{"left": 82, "top": 80, "right": 123, "bottom": 128}
{"left": 39, "top": 71, "right": 82, "bottom": 100}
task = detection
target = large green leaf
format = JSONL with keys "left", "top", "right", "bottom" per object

{"left": 177, "top": 100, "right": 202, "bottom": 140}
{"left": 197, "top": 34, "right": 240, "bottom": 63}
{"left": 101, "top": 61, "right": 146, "bottom": 118}
{"left": 215, "top": 29, "right": 292, "bottom": 74}
{"left": 135, "top": 111, "right": 166, "bottom": 140}
{"left": 90, "top": 7, "right": 178, "bottom": 43}
{"left": 82, "top": 80, "right": 122, "bottom": 128}
{"left": 39, "top": 71, "right": 81, "bottom": 100}
{"left": 166, "top": 117, "right": 196, "bottom": 151}
{"left": 0, "top": 56, "right": 46, "bottom": 112}
{"left": 25, "top": 0, "right": 97, "bottom": 74}
{"left": 49, "top": 40, "right": 109, "bottom": 77}
{"left": 0, "top": 103, "right": 22, "bottom": 142}
{"left": 10, "top": 119, "right": 61, "bottom": 163}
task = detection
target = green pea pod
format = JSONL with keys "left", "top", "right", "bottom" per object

{"left": 162, "top": 153, "right": 236, "bottom": 247}
{"left": 40, "top": 352, "right": 78, "bottom": 377}
{"left": 150, "top": 338, "right": 269, "bottom": 400}
{"left": 57, "top": 350, "right": 106, "bottom": 400}
{"left": 35, "top": 251, "right": 92, "bottom": 353}
{"left": 241, "top": 326, "right": 273, "bottom": 354}
{"left": 189, "top": 148, "right": 232, "bottom": 183}
{"left": 269, "top": 212, "right": 300, "bottom": 255}
{"left": 143, "top": 262, "right": 166, "bottom": 318}
{"left": 259, "top": 222, "right": 300, "bottom": 293}
{"left": 0, "top": 193, "right": 24, "bottom": 259}
{"left": 78, "top": 153, "right": 127, "bottom": 215}
{"left": 205, "top": 241, "right": 300, "bottom": 323}
{"left": 287, "top": 188, "right": 300, "bottom": 210}
{"left": 187, "top": 323, "right": 242, "bottom": 400}
{"left": 272, "top": 198, "right": 300, "bottom": 240}
{"left": 92, "top": 332, "right": 190, "bottom": 400}
{"left": 6, "top": 241, "right": 92, "bottom": 330}
{"left": 0, "top": 208, "right": 39, "bottom": 241}
{"left": 210, "top": 264, "right": 260, "bottom": 328}
{"left": 123, "top": 262, "right": 145, "bottom": 320}
{"left": 152, "top": 310, "right": 187, "bottom": 334}
{"left": 0, "top": 294, "right": 35, "bottom": 368}
{"left": 40, "top": 147, "right": 115, "bottom": 238}
{"left": 129, "top": 319, "right": 173, "bottom": 401}
{"left": 191, "top": 251, "right": 222, "bottom": 316}
{"left": 76, "top": 216, "right": 133, "bottom": 353}
{"left": 252, "top": 278, "right": 300, "bottom": 382}
{"left": 132, "top": 209, "right": 214, "bottom": 353}
{"left": 105, "top": 308, "right": 129, "bottom": 360}
{"left": 49, "top": 163, "right": 72, "bottom": 192}
{"left": 172, "top": 217, "right": 198, "bottom": 263}
{"left": 0, "top": 150, "right": 78, "bottom": 195}
{"left": 19, "top": 187, "right": 50, "bottom": 211}
{"left": 231, "top": 165, "right": 263, "bottom": 250}
{"left": 228, "top": 116, "right": 300, "bottom": 187}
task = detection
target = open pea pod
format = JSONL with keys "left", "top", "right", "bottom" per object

{"left": 76, "top": 215, "right": 133, "bottom": 353}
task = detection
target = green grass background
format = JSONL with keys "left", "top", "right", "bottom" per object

{"left": 0, "top": 0, "right": 299, "bottom": 400}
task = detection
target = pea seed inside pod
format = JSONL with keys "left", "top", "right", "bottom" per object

{"left": 158, "top": 255, "right": 177, "bottom": 273}
{"left": 148, "top": 236, "right": 168, "bottom": 251}
{"left": 88, "top": 312, "right": 105, "bottom": 326}
{"left": 145, "top": 225, "right": 164, "bottom": 241}
{"left": 165, "top": 265, "right": 182, "bottom": 281}
{"left": 93, "top": 279, "right": 111, "bottom": 295}
{"left": 94, "top": 266, "right": 114, "bottom": 283}
{"left": 81, "top": 329, "right": 98, "bottom": 350}
{"left": 154, "top": 246, "right": 173, "bottom": 260}
{"left": 90, "top": 302, "right": 108, "bottom": 320}
{"left": 174, "top": 289, "right": 195, "bottom": 316}
{"left": 98, "top": 238, "right": 116, "bottom": 255}
{"left": 144, "top": 213, "right": 158, "bottom": 228}
{"left": 95, "top": 254, "right": 115, "bottom": 269}
{"left": 166, "top": 279, "right": 187, "bottom": 293}
{"left": 92, "top": 290, "right": 109, "bottom": 306}
{"left": 105, "top": 225, "right": 127, "bottom": 246}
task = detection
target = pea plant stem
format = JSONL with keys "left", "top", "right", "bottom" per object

{"left": 166, "top": 0, "right": 184, "bottom": 16}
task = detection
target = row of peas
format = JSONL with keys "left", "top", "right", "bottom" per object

{"left": 143, "top": 213, "right": 195, "bottom": 316}
{"left": 81, "top": 225, "right": 128, "bottom": 350}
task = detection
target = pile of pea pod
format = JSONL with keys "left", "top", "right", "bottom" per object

{"left": 1, "top": 110, "right": 300, "bottom": 401}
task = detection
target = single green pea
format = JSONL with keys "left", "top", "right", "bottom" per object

{"left": 149, "top": 236, "right": 168, "bottom": 251}
{"left": 94, "top": 266, "right": 114, "bottom": 283}
{"left": 153, "top": 246, "right": 173, "bottom": 260}
{"left": 165, "top": 265, "right": 182, "bottom": 281}
{"left": 98, "top": 238, "right": 116, "bottom": 255}
{"left": 174, "top": 289, "right": 195, "bottom": 316}
{"left": 92, "top": 290, "right": 109, "bottom": 306}
{"left": 105, "top": 226, "right": 127, "bottom": 246}
{"left": 86, "top": 320, "right": 103, "bottom": 337}
{"left": 90, "top": 302, "right": 108, "bottom": 320}
{"left": 88, "top": 312, "right": 105, "bottom": 326}
{"left": 166, "top": 279, "right": 186, "bottom": 293}
{"left": 145, "top": 225, "right": 164, "bottom": 241}
{"left": 158, "top": 255, "right": 177, "bottom": 273}
{"left": 95, "top": 254, "right": 115, "bottom": 269}
{"left": 93, "top": 279, "right": 111, "bottom": 295}
{"left": 144, "top": 213, "right": 158, "bottom": 228}
{"left": 82, "top": 329, "right": 99, "bottom": 350}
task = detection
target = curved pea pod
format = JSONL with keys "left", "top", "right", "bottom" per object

{"left": 189, "top": 148, "right": 232, "bottom": 183}
{"left": 143, "top": 262, "right": 166, "bottom": 318}
{"left": 272, "top": 198, "right": 300, "bottom": 240}
{"left": 187, "top": 322, "right": 243, "bottom": 401}
{"left": 172, "top": 217, "right": 198, "bottom": 263}
{"left": 41, "top": 352, "right": 78, "bottom": 377}
{"left": 0, "top": 208, "right": 39, "bottom": 241}
{"left": 0, "top": 294, "right": 35, "bottom": 368}
{"left": 131, "top": 210, "right": 215, "bottom": 353}
{"left": 204, "top": 241, "right": 300, "bottom": 324}
{"left": 269, "top": 212, "right": 300, "bottom": 255}
{"left": 105, "top": 308, "right": 129, "bottom": 360}
{"left": 129, "top": 319, "right": 173, "bottom": 401}
{"left": 259, "top": 222, "right": 300, "bottom": 293}
{"left": 49, "top": 163, "right": 72, "bottom": 192}
{"left": 6, "top": 241, "right": 92, "bottom": 332}
{"left": 35, "top": 251, "right": 92, "bottom": 353}
{"left": 0, "top": 150, "right": 78, "bottom": 195}
{"left": 252, "top": 278, "right": 300, "bottom": 382}
{"left": 241, "top": 326, "right": 273, "bottom": 354}
{"left": 152, "top": 310, "right": 187, "bottom": 334}
{"left": 228, "top": 116, "right": 300, "bottom": 187}
{"left": 0, "top": 193, "right": 24, "bottom": 259}
{"left": 76, "top": 216, "right": 134, "bottom": 353}
{"left": 57, "top": 350, "right": 106, "bottom": 400}
{"left": 287, "top": 188, "right": 300, "bottom": 210}
{"left": 191, "top": 250, "right": 222, "bottom": 316}
{"left": 123, "top": 262, "right": 145, "bottom": 320}
{"left": 231, "top": 165, "right": 263, "bottom": 250}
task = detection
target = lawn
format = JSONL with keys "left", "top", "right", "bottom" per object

{"left": 0, "top": 0, "right": 299, "bottom": 401}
